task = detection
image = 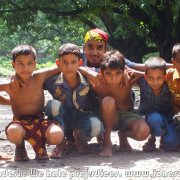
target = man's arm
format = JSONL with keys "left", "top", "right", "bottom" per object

{"left": 125, "top": 58, "right": 145, "bottom": 71}
{"left": 125, "top": 58, "right": 173, "bottom": 71}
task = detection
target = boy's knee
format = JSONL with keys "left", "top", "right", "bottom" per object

{"left": 45, "top": 99, "right": 61, "bottom": 118}
{"left": 148, "top": 113, "right": 164, "bottom": 125}
{"left": 101, "top": 96, "right": 116, "bottom": 110}
{"left": 148, "top": 113, "right": 165, "bottom": 136}
{"left": 7, "top": 123, "right": 25, "bottom": 144}
{"left": 90, "top": 118, "right": 102, "bottom": 137}
{"left": 45, "top": 124, "right": 64, "bottom": 145}
{"left": 132, "top": 120, "right": 150, "bottom": 140}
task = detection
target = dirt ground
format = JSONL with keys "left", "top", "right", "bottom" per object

{"left": 0, "top": 77, "right": 180, "bottom": 180}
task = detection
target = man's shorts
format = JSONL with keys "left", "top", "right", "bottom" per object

{"left": 113, "top": 111, "right": 143, "bottom": 131}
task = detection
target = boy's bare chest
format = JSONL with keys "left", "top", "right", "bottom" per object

{"left": 10, "top": 82, "right": 43, "bottom": 103}
{"left": 95, "top": 85, "right": 129, "bottom": 99}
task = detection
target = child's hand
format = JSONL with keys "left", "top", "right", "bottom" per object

{"left": 88, "top": 72, "right": 101, "bottom": 87}
{"left": 120, "top": 72, "right": 130, "bottom": 87}
{"left": 125, "top": 68, "right": 144, "bottom": 85}
{"left": 10, "top": 73, "right": 25, "bottom": 94}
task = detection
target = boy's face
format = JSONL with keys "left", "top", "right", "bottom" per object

{"left": 56, "top": 54, "right": 80, "bottom": 75}
{"left": 12, "top": 54, "right": 36, "bottom": 80}
{"left": 172, "top": 52, "right": 180, "bottom": 73}
{"left": 102, "top": 68, "right": 124, "bottom": 86}
{"left": 84, "top": 40, "right": 106, "bottom": 68}
{"left": 145, "top": 69, "right": 165, "bottom": 92}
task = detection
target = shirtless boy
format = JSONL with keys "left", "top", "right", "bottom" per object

{"left": 80, "top": 50, "right": 150, "bottom": 156}
{"left": 0, "top": 45, "right": 64, "bottom": 161}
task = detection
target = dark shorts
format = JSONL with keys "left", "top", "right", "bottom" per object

{"left": 113, "top": 111, "right": 142, "bottom": 131}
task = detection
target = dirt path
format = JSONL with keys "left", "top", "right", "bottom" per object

{"left": 0, "top": 77, "right": 180, "bottom": 180}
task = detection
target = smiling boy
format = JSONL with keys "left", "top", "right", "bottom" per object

{"left": 0, "top": 45, "right": 64, "bottom": 161}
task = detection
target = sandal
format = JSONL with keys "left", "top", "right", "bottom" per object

{"left": 96, "top": 134, "right": 104, "bottom": 144}
{"left": 142, "top": 136, "right": 156, "bottom": 152}
{"left": 50, "top": 142, "right": 65, "bottom": 159}
{"left": 15, "top": 143, "right": 29, "bottom": 161}
{"left": 73, "top": 129, "right": 90, "bottom": 154}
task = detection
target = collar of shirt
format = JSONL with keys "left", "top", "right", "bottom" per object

{"left": 173, "top": 69, "right": 180, "bottom": 80}
{"left": 55, "top": 71, "right": 88, "bottom": 87}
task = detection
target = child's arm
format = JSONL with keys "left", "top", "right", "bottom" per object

{"left": 34, "top": 65, "right": 60, "bottom": 82}
{"left": 0, "top": 83, "right": 11, "bottom": 105}
{"left": 78, "top": 66, "right": 101, "bottom": 87}
{"left": 126, "top": 68, "right": 144, "bottom": 85}
{"left": 0, "top": 96, "right": 10, "bottom": 105}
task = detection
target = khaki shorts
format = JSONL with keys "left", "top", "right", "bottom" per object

{"left": 113, "top": 111, "right": 142, "bottom": 131}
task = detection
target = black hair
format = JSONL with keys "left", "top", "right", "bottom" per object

{"left": 12, "top": 44, "right": 36, "bottom": 62}
{"left": 58, "top": 43, "right": 81, "bottom": 59}
{"left": 100, "top": 50, "right": 125, "bottom": 72}
{"left": 145, "top": 57, "right": 166, "bottom": 74}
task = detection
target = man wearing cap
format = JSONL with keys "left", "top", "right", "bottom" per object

{"left": 82, "top": 28, "right": 144, "bottom": 71}
{"left": 83, "top": 28, "right": 108, "bottom": 69}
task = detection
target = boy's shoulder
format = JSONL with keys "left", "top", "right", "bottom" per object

{"left": 0, "top": 80, "right": 11, "bottom": 92}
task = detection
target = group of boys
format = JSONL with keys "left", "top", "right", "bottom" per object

{"left": 0, "top": 28, "right": 180, "bottom": 161}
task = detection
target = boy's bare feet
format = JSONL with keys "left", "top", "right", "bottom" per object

{"left": 35, "top": 153, "right": 49, "bottom": 160}
{"left": 50, "top": 141, "right": 65, "bottom": 159}
{"left": 35, "top": 148, "right": 49, "bottom": 160}
{"left": 99, "top": 141, "right": 112, "bottom": 157}
{"left": 73, "top": 129, "right": 90, "bottom": 154}
{"left": 118, "top": 131, "right": 132, "bottom": 152}
{"left": 15, "top": 141, "right": 29, "bottom": 161}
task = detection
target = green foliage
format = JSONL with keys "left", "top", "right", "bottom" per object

{"left": 36, "top": 57, "right": 55, "bottom": 69}
{"left": 0, "top": 0, "right": 179, "bottom": 62}
{"left": 0, "top": 57, "right": 13, "bottom": 76}
{"left": 142, "top": 52, "right": 159, "bottom": 63}
{"left": 0, "top": 56, "right": 55, "bottom": 76}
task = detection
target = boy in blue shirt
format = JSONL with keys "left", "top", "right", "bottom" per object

{"left": 44, "top": 43, "right": 103, "bottom": 157}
